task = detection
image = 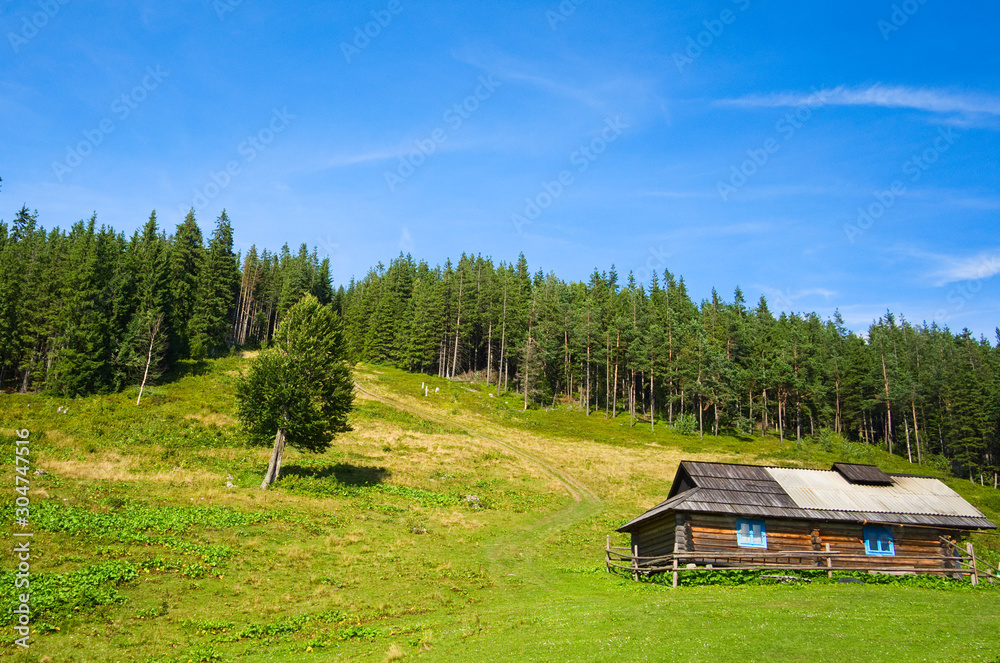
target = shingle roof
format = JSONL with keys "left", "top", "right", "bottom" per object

{"left": 617, "top": 461, "right": 996, "bottom": 532}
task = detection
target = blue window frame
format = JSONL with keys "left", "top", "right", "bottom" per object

{"left": 736, "top": 519, "right": 767, "bottom": 548}
{"left": 863, "top": 526, "right": 895, "bottom": 556}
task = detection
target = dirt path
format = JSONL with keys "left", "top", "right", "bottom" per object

{"left": 354, "top": 382, "right": 604, "bottom": 583}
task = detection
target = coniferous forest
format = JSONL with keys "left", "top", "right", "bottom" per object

{"left": 1, "top": 207, "right": 998, "bottom": 485}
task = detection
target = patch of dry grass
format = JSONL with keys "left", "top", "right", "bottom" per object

{"left": 42, "top": 457, "right": 220, "bottom": 485}
{"left": 384, "top": 643, "right": 405, "bottom": 661}
{"left": 184, "top": 411, "right": 238, "bottom": 427}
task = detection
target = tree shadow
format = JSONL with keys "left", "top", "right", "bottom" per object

{"left": 159, "top": 359, "right": 210, "bottom": 384}
{"left": 281, "top": 462, "right": 390, "bottom": 486}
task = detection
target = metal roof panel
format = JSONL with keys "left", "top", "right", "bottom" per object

{"left": 766, "top": 467, "right": 987, "bottom": 518}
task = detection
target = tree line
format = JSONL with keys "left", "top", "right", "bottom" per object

{"left": 339, "top": 253, "right": 999, "bottom": 485}
{"left": 0, "top": 207, "right": 332, "bottom": 396}
{"left": 1, "top": 207, "right": 997, "bottom": 484}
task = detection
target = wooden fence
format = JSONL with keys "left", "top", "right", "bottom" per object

{"left": 605, "top": 536, "right": 999, "bottom": 588}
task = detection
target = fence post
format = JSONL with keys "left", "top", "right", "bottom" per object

{"left": 966, "top": 542, "right": 979, "bottom": 586}
{"left": 632, "top": 545, "right": 639, "bottom": 582}
{"left": 672, "top": 557, "right": 679, "bottom": 588}
{"left": 606, "top": 535, "right": 610, "bottom": 573}
{"left": 825, "top": 543, "right": 833, "bottom": 578}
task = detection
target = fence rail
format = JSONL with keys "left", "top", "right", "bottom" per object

{"left": 604, "top": 535, "right": 997, "bottom": 587}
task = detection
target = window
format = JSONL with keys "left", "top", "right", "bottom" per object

{"left": 863, "top": 526, "right": 895, "bottom": 556}
{"left": 736, "top": 519, "right": 767, "bottom": 548}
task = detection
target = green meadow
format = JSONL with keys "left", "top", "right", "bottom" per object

{"left": 2, "top": 357, "right": 999, "bottom": 662}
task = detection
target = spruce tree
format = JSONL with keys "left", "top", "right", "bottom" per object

{"left": 189, "top": 211, "right": 240, "bottom": 358}
{"left": 167, "top": 210, "right": 204, "bottom": 359}
{"left": 235, "top": 294, "right": 354, "bottom": 488}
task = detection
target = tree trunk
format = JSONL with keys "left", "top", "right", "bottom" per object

{"left": 762, "top": 389, "right": 768, "bottom": 437}
{"left": 835, "top": 368, "right": 842, "bottom": 435}
{"left": 586, "top": 326, "right": 591, "bottom": 416}
{"left": 881, "top": 352, "right": 893, "bottom": 454}
{"left": 523, "top": 317, "right": 532, "bottom": 411}
{"left": 903, "top": 414, "right": 913, "bottom": 463}
{"left": 611, "top": 330, "right": 620, "bottom": 418}
{"left": 137, "top": 314, "right": 162, "bottom": 406}
{"left": 260, "top": 427, "right": 287, "bottom": 489}
{"left": 486, "top": 321, "right": 493, "bottom": 386}
{"left": 778, "top": 395, "right": 784, "bottom": 443}
{"left": 629, "top": 369, "right": 635, "bottom": 428}
{"left": 451, "top": 270, "right": 464, "bottom": 379}
{"left": 605, "top": 332, "right": 610, "bottom": 420}
{"left": 698, "top": 393, "right": 704, "bottom": 438}
{"left": 650, "top": 364, "right": 655, "bottom": 431}
{"left": 496, "top": 280, "right": 507, "bottom": 395}
{"left": 796, "top": 399, "right": 802, "bottom": 443}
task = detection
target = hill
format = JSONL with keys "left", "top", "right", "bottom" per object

{"left": 2, "top": 356, "right": 999, "bottom": 662}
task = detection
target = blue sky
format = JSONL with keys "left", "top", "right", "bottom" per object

{"left": 2, "top": 0, "right": 998, "bottom": 339}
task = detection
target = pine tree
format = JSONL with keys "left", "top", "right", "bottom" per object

{"left": 235, "top": 294, "right": 354, "bottom": 488}
{"left": 118, "top": 212, "right": 171, "bottom": 389}
{"left": 48, "top": 217, "right": 117, "bottom": 395}
{"left": 167, "top": 210, "right": 204, "bottom": 359}
{"left": 189, "top": 211, "right": 240, "bottom": 359}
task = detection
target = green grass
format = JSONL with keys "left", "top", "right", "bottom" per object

{"left": 1, "top": 357, "right": 998, "bottom": 662}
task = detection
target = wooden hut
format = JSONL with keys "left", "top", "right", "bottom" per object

{"left": 612, "top": 461, "right": 996, "bottom": 583}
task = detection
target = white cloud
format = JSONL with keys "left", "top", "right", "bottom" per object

{"left": 900, "top": 246, "right": 1000, "bottom": 285}
{"left": 718, "top": 84, "right": 1000, "bottom": 120}
{"left": 934, "top": 251, "right": 1000, "bottom": 285}
{"left": 319, "top": 147, "right": 401, "bottom": 169}
{"left": 638, "top": 189, "right": 714, "bottom": 199}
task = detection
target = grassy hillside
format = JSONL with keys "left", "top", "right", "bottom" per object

{"left": 1, "top": 357, "right": 998, "bottom": 662}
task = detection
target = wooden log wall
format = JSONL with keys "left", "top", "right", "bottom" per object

{"left": 687, "top": 513, "right": 816, "bottom": 555}
{"left": 815, "top": 523, "right": 953, "bottom": 571}
{"left": 630, "top": 510, "right": 963, "bottom": 572}
{"left": 630, "top": 514, "right": 676, "bottom": 563}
